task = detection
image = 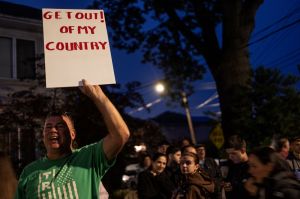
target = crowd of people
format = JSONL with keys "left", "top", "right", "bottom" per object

{"left": 0, "top": 80, "right": 300, "bottom": 199}
{"left": 128, "top": 135, "right": 300, "bottom": 199}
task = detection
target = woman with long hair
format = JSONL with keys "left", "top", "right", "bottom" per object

{"left": 137, "top": 153, "right": 174, "bottom": 199}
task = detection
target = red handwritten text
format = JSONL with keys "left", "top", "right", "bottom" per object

{"left": 45, "top": 41, "right": 108, "bottom": 51}
{"left": 59, "top": 26, "right": 96, "bottom": 34}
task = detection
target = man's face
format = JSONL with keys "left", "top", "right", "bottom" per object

{"left": 279, "top": 140, "right": 290, "bottom": 158}
{"left": 196, "top": 146, "right": 206, "bottom": 160}
{"left": 180, "top": 155, "right": 199, "bottom": 174}
{"left": 184, "top": 146, "right": 197, "bottom": 154}
{"left": 158, "top": 144, "right": 169, "bottom": 154}
{"left": 226, "top": 148, "right": 244, "bottom": 164}
{"left": 292, "top": 140, "right": 300, "bottom": 154}
{"left": 171, "top": 151, "right": 181, "bottom": 164}
{"left": 43, "top": 116, "right": 75, "bottom": 155}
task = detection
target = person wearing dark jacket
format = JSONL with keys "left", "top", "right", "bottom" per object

{"left": 196, "top": 144, "right": 222, "bottom": 199}
{"left": 173, "top": 152, "right": 214, "bottom": 199}
{"left": 138, "top": 153, "right": 174, "bottom": 199}
{"left": 245, "top": 147, "right": 300, "bottom": 199}
{"left": 224, "top": 135, "right": 252, "bottom": 199}
{"left": 287, "top": 136, "right": 300, "bottom": 180}
{"left": 165, "top": 146, "right": 182, "bottom": 188}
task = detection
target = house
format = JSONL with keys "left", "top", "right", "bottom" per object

{"left": 0, "top": 1, "right": 43, "bottom": 100}
{"left": 0, "top": 1, "right": 43, "bottom": 173}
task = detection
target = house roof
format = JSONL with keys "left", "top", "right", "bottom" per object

{"left": 152, "top": 111, "right": 213, "bottom": 124}
{"left": 0, "top": 1, "right": 41, "bottom": 20}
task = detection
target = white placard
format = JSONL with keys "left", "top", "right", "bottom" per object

{"left": 42, "top": 9, "right": 116, "bottom": 88}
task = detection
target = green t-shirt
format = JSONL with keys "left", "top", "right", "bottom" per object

{"left": 15, "top": 140, "right": 114, "bottom": 199}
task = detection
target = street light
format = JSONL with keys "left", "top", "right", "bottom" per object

{"left": 155, "top": 82, "right": 197, "bottom": 144}
{"left": 155, "top": 83, "right": 165, "bottom": 93}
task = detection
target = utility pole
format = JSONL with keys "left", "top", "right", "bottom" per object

{"left": 155, "top": 82, "right": 197, "bottom": 144}
{"left": 181, "top": 91, "right": 197, "bottom": 145}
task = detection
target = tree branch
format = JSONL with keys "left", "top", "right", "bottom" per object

{"left": 241, "top": 0, "right": 264, "bottom": 40}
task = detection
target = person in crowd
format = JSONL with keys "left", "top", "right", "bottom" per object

{"left": 157, "top": 140, "right": 170, "bottom": 154}
{"left": 165, "top": 146, "right": 182, "bottom": 188}
{"left": 180, "top": 138, "right": 192, "bottom": 148}
{"left": 14, "top": 79, "right": 130, "bottom": 199}
{"left": 166, "top": 146, "right": 181, "bottom": 169}
{"left": 196, "top": 144, "right": 222, "bottom": 199}
{"left": 270, "top": 135, "right": 290, "bottom": 159}
{"left": 0, "top": 152, "right": 18, "bottom": 199}
{"left": 133, "top": 153, "right": 152, "bottom": 188}
{"left": 181, "top": 144, "right": 197, "bottom": 154}
{"left": 138, "top": 153, "right": 152, "bottom": 173}
{"left": 137, "top": 153, "right": 174, "bottom": 199}
{"left": 245, "top": 146, "right": 300, "bottom": 198}
{"left": 287, "top": 136, "right": 300, "bottom": 179}
{"left": 173, "top": 152, "right": 214, "bottom": 199}
{"left": 224, "top": 134, "right": 251, "bottom": 199}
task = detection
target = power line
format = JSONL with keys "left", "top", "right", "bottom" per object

{"left": 251, "top": 6, "right": 300, "bottom": 39}
{"left": 128, "top": 98, "right": 162, "bottom": 114}
{"left": 251, "top": 2, "right": 300, "bottom": 66}
{"left": 247, "top": 18, "right": 300, "bottom": 47}
{"left": 265, "top": 47, "right": 300, "bottom": 66}
{"left": 195, "top": 92, "right": 219, "bottom": 109}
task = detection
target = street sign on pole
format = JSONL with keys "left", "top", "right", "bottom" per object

{"left": 209, "top": 123, "right": 224, "bottom": 149}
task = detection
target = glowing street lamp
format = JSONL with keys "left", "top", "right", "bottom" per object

{"left": 154, "top": 82, "right": 197, "bottom": 144}
{"left": 155, "top": 83, "right": 165, "bottom": 93}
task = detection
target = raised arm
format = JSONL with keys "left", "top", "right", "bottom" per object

{"left": 80, "top": 79, "right": 130, "bottom": 161}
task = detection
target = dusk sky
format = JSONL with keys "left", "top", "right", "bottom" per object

{"left": 2, "top": 0, "right": 300, "bottom": 119}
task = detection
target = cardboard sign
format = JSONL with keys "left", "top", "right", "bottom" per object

{"left": 42, "top": 9, "right": 116, "bottom": 88}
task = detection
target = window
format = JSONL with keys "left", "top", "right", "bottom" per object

{"left": 0, "top": 37, "right": 36, "bottom": 79}
{"left": 0, "top": 37, "right": 12, "bottom": 78}
{"left": 17, "top": 39, "right": 36, "bottom": 79}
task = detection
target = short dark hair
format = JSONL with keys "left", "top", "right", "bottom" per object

{"left": 45, "top": 111, "right": 77, "bottom": 149}
{"left": 46, "top": 111, "right": 75, "bottom": 131}
{"left": 196, "top": 143, "right": 206, "bottom": 149}
{"left": 158, "top": 140, "right": 170, "bottom": 146}
{"left": 270, "top": 135, "right": 289, "bottom": 152}
{"left": 152, "top": 152, "right": 167, "bottom": 162}
{"left": 291, "top": 136, "right": 300, "bottom": 143}
{"left": 225, "top": 135, "right": 246, "bottom": 150}
{"left": 166, "top": 146, "right": 181, "bottom": 156}
{"left": 181, "top": 144, "right": 196, "bottom": 154}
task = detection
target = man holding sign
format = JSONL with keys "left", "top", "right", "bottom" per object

{"left": 14, "top": 79, "right": 130, "bottom": 199}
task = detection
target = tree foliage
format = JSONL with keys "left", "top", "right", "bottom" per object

{"left": 245, "top": 66, "right": 300, "bottom": 146}
{"left": 89, "top": 0, "right": 264, "bottom": 137}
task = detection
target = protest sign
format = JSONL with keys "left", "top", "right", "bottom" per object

{"left": 42, "top": 9, "right": 115, "bottom": 88}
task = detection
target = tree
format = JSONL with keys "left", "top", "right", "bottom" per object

{"left": 89, "top": 0, "right": 264, "bottom": 137}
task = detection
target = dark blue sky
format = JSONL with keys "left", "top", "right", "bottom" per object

{"left": 3, "top": 0, "right": 300, "bottom": 119}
